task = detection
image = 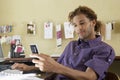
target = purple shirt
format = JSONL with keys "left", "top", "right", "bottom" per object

{"left": 56, "top": 36, "right": 115, "bottom": 80}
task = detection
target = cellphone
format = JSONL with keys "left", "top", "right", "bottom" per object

{"left": 30, "top": 44, "right": 39, "bottom": 54}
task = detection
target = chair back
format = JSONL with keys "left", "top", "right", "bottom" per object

{"left": 104, "top": 72, "right": 120, "bottom": 80}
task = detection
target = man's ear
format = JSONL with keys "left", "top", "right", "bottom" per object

{"left": 92, "top": 20, "right": 96, "bottom": 27}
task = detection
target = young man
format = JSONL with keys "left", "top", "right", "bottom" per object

{"left": 12, "top": 6, "right": 115, "bottom": 80}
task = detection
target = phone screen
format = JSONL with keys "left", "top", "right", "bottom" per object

{"left": 30, "top": 45, "right": 38, "bottom": 54}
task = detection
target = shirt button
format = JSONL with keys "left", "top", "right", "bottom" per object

{"left": 108, "top": 58, "right": 111, "bottom": 62}
{"left": 80, "top": 46, "right": 83, "bottom": 48}
{"left": 74, "top": 53, "right": 77, "bottom": 55}
{"left": 82, "top": 59, "right": 85, "bottom": 62}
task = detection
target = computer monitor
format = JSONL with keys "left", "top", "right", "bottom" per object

{"left": 0, "top": 43, "right": 4, "bottom": 62}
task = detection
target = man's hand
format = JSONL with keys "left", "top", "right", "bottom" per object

{"left": 30, "top": 54, "right": 97, "bottom": 80}
{"left": 11, "top": 63, "right": 36, "bottom": 71}
{"left": 30, "top": 53, "right": 60, "bottom": 72}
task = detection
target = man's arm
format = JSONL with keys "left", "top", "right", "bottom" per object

{"left": 31, "top": 53, "right": 97, "bottom": 80}
{"left": 51, "top": 62, "right": 97, "bottom": 80}
{"left": 11, "top": 63, "right": 39, "bottom": 71}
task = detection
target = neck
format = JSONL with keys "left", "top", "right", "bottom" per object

{"left": 83, "top": 32, "right": 96, "bottom": 41}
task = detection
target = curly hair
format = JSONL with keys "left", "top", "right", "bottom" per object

{"left": 68, "top": 6, "right": 102, "bottom": 33}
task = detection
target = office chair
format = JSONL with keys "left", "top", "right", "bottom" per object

{"left": 45, "top": 72, "right": 120, "bottom": 80}
{"left": 104, "top": 72, "right": 120, "bottom": 80}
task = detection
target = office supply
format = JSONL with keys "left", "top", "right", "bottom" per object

{"left": 10, "top": 38, "right": 25, "bottom": 58}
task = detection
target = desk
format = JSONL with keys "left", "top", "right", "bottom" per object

{"left": 0, "top": 57, "right": 58, "bottom": 80}
{"left": 4, "top": 58, "right": 33, "bottom": 63}
{"left": 4, "top": 56, "right": 59, "bottom": 63}
{"left": 4, "top": 56, "right": 120, "bottom": 63}
{"left": 1, "top": 56, "right": 120, "bottom": 80}
{"left": 115, "top": 56, "right": 120, "bottom": 61}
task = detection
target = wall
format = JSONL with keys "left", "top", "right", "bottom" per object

{"left": 0, "top": 0, "right": 120, "bottom": 57}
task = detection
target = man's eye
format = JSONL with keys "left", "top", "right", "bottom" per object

{"left": 80, "top": 23, "right": 84, "bottom": 25}
{"left": 74, "top": 25, "right": 77, "bottom": 27}
{"left": 71, "top": 23, "right": 76, "bottom": 27}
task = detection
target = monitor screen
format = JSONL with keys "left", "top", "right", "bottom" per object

{"left": 0, "top": 44, "right": 4, "bottom": 58}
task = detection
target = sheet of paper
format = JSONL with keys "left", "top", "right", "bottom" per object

{"left": 64, "top": 22, "right": 74, "bottom": 39}
{"left": 0, "top": 73, "right": 43, "bottom": 80}
{"left": 56, "top": 24, "right": 62, "bottom": 47}
{"left": 105, "top": 22, "right": 112, "bottom": 40}
{"left": 12, "top": 35, "right": 21, "bottom": 41}
{"left": 0, "top": 36, "right": 6, "bottom": 44}
{"left": 44, "top": 22, "right": 53, "bottom": 39}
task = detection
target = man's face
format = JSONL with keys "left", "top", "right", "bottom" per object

{"left": 72, "top": 14, "right": 96, "bottom": 40}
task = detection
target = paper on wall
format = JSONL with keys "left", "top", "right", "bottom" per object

{"left": 64, "top": 22, "right": 74, "bottom": 39}
{"left": 0, "top": 36, "right": 6, "bottom": 44}
{"left": 56, "top": 24, "right": 62, "bottom": 47}
{"left": 44, "top": 22, "right": 53, "bottom": 39}
{"left": 27, "top": 21, "right": 36, "bottom": 35}
{"left": 105, "top": 22, "right": 112, "bottom": 40}
{"left": 12, "top": 35, "right": 21, "bottom": 41}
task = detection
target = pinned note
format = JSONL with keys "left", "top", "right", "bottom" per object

{"left": 64, "top": 22, "right": 74, "bottom": 39}
{"left": 56, "top": 24, "right": 62, "bottom": 47}
{"left": 105, "top": 22, "right": 112, "bottom": 40}
{"left": 44, "top": 22, "right": 53, "bottom": 39}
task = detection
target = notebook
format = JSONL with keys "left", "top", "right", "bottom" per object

{"left": 0, "top": 44, "right": 5, "bottom": 62}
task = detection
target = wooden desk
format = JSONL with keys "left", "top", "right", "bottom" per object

{"left": 1, "top": 56, "right": 120, "bottom": 80}
{"left": 2, "top": 56, "right": 120, "bottom": 64}
{"left": 2, "top": 56, "right": 59, "bottom": 64}
{"left": 2, "top": 57, "right": 55, "bottom": 66}
{"left": 4, "top": 58, "right": 33, "bottom": 63}
{"left": 115, "top": 56, "right": 120, "bottom": 61}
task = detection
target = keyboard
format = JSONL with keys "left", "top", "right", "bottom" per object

{"left": 0, "top": 69, "right": 23, "bottom": 76}
{"left": 0, "top": 65, "right": 11, "bottom": 72}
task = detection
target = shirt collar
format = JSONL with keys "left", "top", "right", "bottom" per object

{"left": 78, "top": 35, "right": 102, "bottom": 47}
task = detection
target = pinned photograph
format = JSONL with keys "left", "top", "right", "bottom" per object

{"left": 27, "top": 22, "right": 36, "bottom": 35}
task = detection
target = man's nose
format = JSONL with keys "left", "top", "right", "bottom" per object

{"left": 76, "top": 25, "right": 82, "bottom": 30}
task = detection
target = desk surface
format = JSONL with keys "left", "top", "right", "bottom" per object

{"left": 5, "top": 57, "right": 33, "bottom": 63}
{"left": 6, "top": 56, "right": 120, "bottom": 59}
{"left": 3, "top": 56, "right": 120, "bottom": 63}
{"left": 115, "top": 56, "right": 120, "bottom": 60}
{"left": 1, "top": 56, "right": 120, "bottom": 80}
{"left": 3, "top": 56, "right": 59, "bottom": 63}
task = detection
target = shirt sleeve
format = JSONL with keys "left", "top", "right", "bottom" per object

{"left": 57, "top": 41, "right": 72, "bottom": 63}
{"left": 57, "top": 52, "right": 65, "bottom": 63}
{"left": 57, "top": 41, "right": 76, "bottom": 63}
{"left": 85, "top": 47, "right": 115, "bottom": 79}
